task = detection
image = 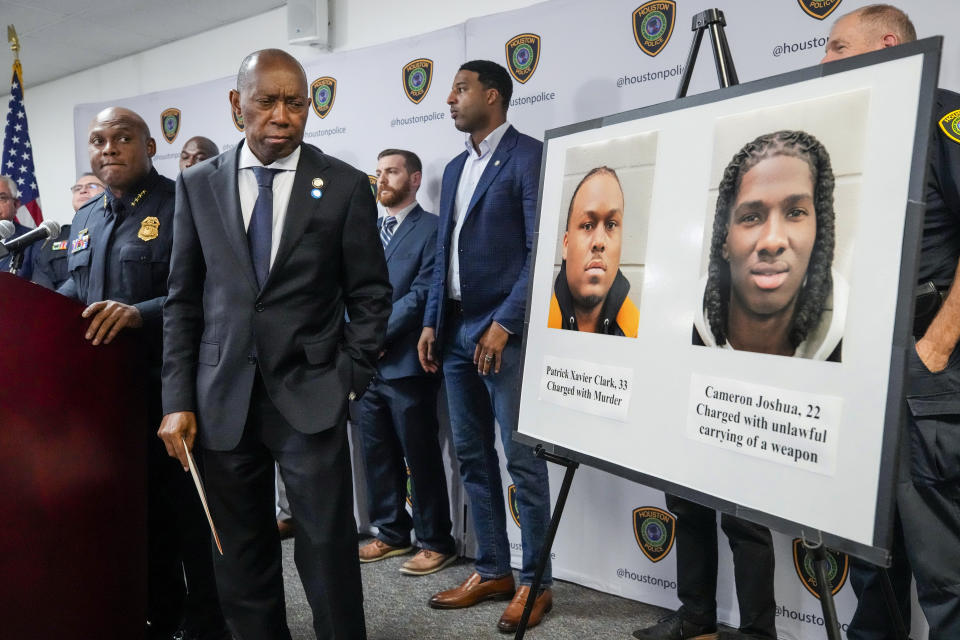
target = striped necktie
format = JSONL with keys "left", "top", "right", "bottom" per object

{"left": 380, "top": 215, "right": 398, "bottom": 248}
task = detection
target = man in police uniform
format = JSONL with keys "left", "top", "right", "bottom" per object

{"left": 59, "top": 106, "right": 228, "bottom": 640}
{"left": 32, "top": 172, "right": 104, "bottom": 290}
{"left": 821, "top": 5, "right": 960, "bottom": 638}
{"left": 0, "top": 175, "right": 37, "bottom": 280}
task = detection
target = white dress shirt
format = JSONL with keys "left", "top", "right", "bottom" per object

{"left": 383, "top": 200, "right": 418, "bottom": 230}
{"left": 447, "top": 121, "right": 511, "bottom": 300}
{"left": 238, "top": 141, "right": 301, "bottom": 268}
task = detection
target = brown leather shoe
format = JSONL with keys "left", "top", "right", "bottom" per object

{"left": 497, "top": 585, "right": 553, "bottom": 633}
{"left": 428, "top": 571, "right": 516, "bottom": 609}
{"left": 277, "top": 518, "right": 295, "bottom": 540}
{"left": 358, "top": 539, "right": 413, "bottom": 563}
{"left": 399, "top": 549, "right": 457, "bottom": 576}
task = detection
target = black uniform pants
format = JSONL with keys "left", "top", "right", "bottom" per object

{"left": 665, "top": 494, "right": 777, "bottom": 637}
{"left": 202, "top": 373, "right": 366, "bottom": 640}
{"left": 848, "top": 342, "right": 960, "bottom": 640}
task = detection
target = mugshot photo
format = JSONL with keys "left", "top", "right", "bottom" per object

{"left": 692, "top": 90, "right": 869, "bottom": 362}
{"left": 548, "top": 131, "right": 658, "bottom": 338}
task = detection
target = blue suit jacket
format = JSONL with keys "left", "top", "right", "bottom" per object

{"left": 378, "top": 204, "right": 438, "bottom": 380}
{"left": 423, "top": 125, "right": 542, "bottom": 345}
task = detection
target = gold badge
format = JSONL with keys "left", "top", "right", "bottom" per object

{"left": 312, "top": 177, "right": 324, "bottom": 188}
{"left": 138, "top": 216, "right": 160, "bottom": 242}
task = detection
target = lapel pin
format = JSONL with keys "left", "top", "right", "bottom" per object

{"left": 311, "top": 188, "right": 323, "bottom": 199}
{"left": 312, "top": 178, "right": 324, "bottom": 188}
{"left": 494, "top": 160, "right": 501, "bottom": 167}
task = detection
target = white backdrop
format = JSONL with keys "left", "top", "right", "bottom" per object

{"left": 71, "top": 1, "right": 960, "bottom": 637}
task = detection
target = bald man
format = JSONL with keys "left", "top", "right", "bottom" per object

{"left": 160, "top": 49, "right": 390, "bottom": 639}
{"left": 59, "top": 107, "right": 228, "bottom": 640}
{"left": 179, "top": 136, "right": 220, "bottom": 172}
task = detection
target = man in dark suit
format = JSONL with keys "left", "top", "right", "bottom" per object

{"left": 353, "top": 148, "right": 456, "bottom": 575}
{"left": 159, "top": 49, "right": 391, "bottom": 640}
{"left": 418, "top": 60, "right": 553, "bottom": 632}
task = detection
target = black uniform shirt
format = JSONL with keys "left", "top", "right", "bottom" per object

{"left": 919, "top": 88, "right": 960, "bottom": 288}
{"left": 59, "top": 167, "right": 175, "bottom": 335}
{"left": 31, "top": 223, "right": 71, "bottom": 290}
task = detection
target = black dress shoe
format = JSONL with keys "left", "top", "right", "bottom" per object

{"left": 632, "top": 611, "right": 718, "bottom": 640}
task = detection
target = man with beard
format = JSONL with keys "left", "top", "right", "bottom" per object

{"left": 548, "top": 166, "right": 638, "bottom": 337}
{"left": 352, "top": 148, "right": 456, "bottom": 576}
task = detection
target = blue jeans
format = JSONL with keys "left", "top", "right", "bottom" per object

{"left": 441, "top": 314, "right": 552, "bottom": 585}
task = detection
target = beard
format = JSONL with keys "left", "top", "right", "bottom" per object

{"left": 378, "top": 180, "right": 411, "bottom": 207}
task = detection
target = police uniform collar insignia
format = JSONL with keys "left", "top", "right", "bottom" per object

{"left": 138, "top": 216, "right": 160, "bottom": 242}
{"left": 939, "top": 109, "right": 960, "bottom": 146}
{"left": 130, "top": 189, "right": 148, "bottom": 207}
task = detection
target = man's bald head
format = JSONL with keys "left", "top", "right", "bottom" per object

{"left": 87, "top": 106, "right": 155, "bottom": 198}
{"left": 90, "top": 107, "right": 151, "bottom": 142}
{"left": 229, "top": 49, "right": 310, "bottom": 165}
{"left": 236, "top": 49, "right": 308, "bottom": 95}
{"left": 179, "top": 136, "right": 220, "bottom": 171}
{"left": 822, "top": 4, "right": 916, "bottom": 63}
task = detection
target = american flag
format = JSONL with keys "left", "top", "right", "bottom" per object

{"left": 2, "top": 61, "right": 42, "bottom": 227}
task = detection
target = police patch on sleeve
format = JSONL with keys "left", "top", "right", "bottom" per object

{"left": 939, "top": 109, "right": 960, "bottom": 145}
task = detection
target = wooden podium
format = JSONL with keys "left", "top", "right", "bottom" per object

{"left": 0, "top": 273, "right": 146, "bottom": 639}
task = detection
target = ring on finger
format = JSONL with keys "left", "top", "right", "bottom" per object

{"left": 484, "top": 354, "right": 494, "bottom": 361}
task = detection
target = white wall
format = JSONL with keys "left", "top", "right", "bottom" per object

{"left": 7, "top": 0, "right": 542, "bottom": 225}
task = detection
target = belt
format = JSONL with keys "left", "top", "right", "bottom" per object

{"left": 446, "top": 298, "right": 464, "bottom": 316}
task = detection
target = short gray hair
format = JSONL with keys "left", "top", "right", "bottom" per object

{"left": 0, "top": 175, "right": 18, "bottom": 198}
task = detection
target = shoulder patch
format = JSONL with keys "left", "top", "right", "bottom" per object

{"left": 939, "top": 109, "right": 960, "bottom": 145}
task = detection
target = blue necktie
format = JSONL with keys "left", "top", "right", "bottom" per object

{"left": 89, "top": 198, "right": 120, "bottom": 303}
{"left": 248, "top": 167, "right": 279, "bottom": 289}
{"left": 380, "top": 215, "right": 397, "bottom": 248}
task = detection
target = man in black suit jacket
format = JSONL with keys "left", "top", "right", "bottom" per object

{"left": 159, "top": 50, "right": 391, "bottom": 640}
{"left": 353, "top": 149, "right": 455, "bottom": 576}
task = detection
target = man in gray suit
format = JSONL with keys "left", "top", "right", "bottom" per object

{"left": 159, "top": 49, "right": 391, "bottom": 640}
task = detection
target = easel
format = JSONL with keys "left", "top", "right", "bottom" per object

{"left": 515, "top": 9, "right": 907, "bottom": 640}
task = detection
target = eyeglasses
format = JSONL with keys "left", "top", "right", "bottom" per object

{"left": 70, "top": 183, "right": 104, "bottom": 194}
{"left": 0, "top": 194, "right": 15, "bottom": 203}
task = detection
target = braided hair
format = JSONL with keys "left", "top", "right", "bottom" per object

{"left": 704, "top": 130, "right": 836, "bottom": 348}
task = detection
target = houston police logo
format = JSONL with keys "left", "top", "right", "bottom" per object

{"left": 632, "top": 507, "right": 676, "bottom": 562}
{"left": 368, "top": 174, "right": 378, "bottom": 198}
{"left": 506, "top": 33, "right": 541, "bottom": 84}
{"left": 160, "top": 108, "right": 180, "bottom": 144}
{"left": 939, "top": 109, "right": 960, "bottom": 145}
{"left": 403, "top": 58, "right": 433, "bottom": 104}
{"left": 231, "top": 109, "right": 244, "bottom": 131}
{"left": 311, "top": 76, "right": 336, "bottom": 119}
{"left": 797, "top": 0, "right": 843, "bottom": 20}
{"left": 508, "top": 484, "right": 521, "bottom": 528}
{"left": 791, "top": 539, "right": 849, "bottom": 598}
{"left": 633, "top": 1, "right": 676, "bottom": 57}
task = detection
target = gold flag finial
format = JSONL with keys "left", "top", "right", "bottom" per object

{"left": 8, "top": 25, "right": 20, "bottom": 61}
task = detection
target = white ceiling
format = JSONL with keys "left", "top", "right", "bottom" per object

{"left": 2, "top": 0, "right": 285, "bottom": 88}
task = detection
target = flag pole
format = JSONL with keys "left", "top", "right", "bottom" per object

{"left": 7, "top": 25, "right": 22, "bottom": 84}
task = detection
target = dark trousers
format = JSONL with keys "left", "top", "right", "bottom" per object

{"left": 353, "top": 374, "right": 455, "bottom": 554}
{"left": 665, "top": 494, "right": 777, "bottom": 637}
{"left": 147, "top": 435, "right": 226, "bottom": 636}
{"left": 203, "top": 375, "right": 366, "bottom": 640}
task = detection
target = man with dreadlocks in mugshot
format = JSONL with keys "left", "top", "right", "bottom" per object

{"left": 694, "top": 129, "right": 846, "bottom": 362}
{"left": 634, "top": 130, "right": 846, "bottom": 640}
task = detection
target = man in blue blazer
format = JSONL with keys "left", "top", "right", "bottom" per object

{"left": 353, "top": 148, "right": 456, "bottom": 575}
{"left": 418, "top": 60, "right": 553, "bottom": 632}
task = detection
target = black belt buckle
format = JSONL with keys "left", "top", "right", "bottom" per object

{"left": 914, "top": 281, "right": 945, "bottom": 338}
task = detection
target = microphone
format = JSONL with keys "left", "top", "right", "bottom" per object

{"left": 0, "top": 220, "right": 15, "bottom": 241}
{"left": 2, "top": 219, "right": 61, "bottom": 253}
